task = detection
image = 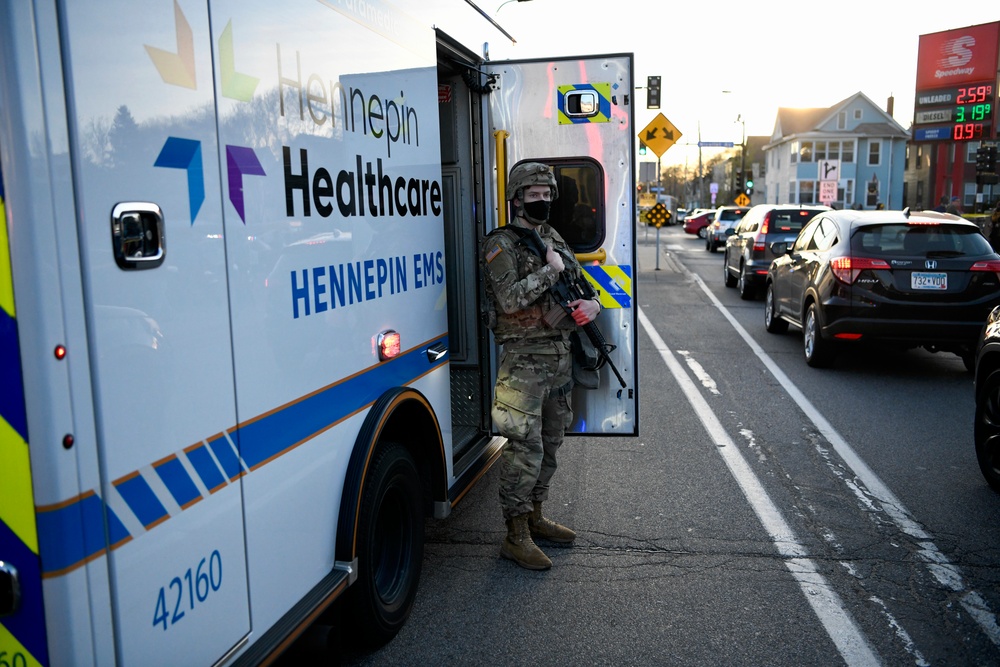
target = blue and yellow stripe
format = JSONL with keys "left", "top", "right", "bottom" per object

{"left": 1, "top": 157, "right": 50, "bottom": 665}
{"left": 582, "top": 264, "right": 632, "bottom": 309}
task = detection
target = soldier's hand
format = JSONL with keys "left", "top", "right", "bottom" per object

{"left": 545, "top": 245, "right": 564, "bottom": 272}
{"left": 569, "top": 298, "right": 599, "bottom": 325}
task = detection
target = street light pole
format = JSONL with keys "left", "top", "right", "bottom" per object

{"left": 738, "top": 113, "right": 746, "bottom": 198}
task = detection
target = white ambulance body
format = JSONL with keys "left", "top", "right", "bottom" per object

{"left": 0, "top": 2, "right": 637, "bottom": 665}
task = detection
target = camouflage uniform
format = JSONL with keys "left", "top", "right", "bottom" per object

{"left": 482, "top": 220, "right": 583, "bottom": 519}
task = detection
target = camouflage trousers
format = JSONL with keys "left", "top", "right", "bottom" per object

{"left": 493, "top": 342, "right": 574, "bottom": 519}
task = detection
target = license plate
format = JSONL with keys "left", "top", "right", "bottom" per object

{"left": 911, "top": 271, "right": 947, "bottom": 290}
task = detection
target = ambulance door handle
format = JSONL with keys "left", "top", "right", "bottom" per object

{"left": 0, "top": 560, "right": 19, "bottom": 616}
{"left": 426, "top": 342, "right": 448, "bottom": 362}
{"left": 111, "top": 202, "right": 166, "bottom": 270}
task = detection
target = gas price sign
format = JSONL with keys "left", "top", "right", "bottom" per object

{"left": 913, "top": 82, "right": 996, "bottom": 142}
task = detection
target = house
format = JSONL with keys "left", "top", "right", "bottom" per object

{"left": 762, "top": 92, "right": 909, "bottom": 209}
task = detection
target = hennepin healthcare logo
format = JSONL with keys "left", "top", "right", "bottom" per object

{"left": 935, "top": 34, "right": 976, "bottom": 79}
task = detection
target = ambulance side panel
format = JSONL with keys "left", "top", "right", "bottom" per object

{"left": 205, "top": 0, "right": 450, "bottom": 643}
{"left": 0, "top": 1, "right": 116, "bottom": 664}
{"left": 56, "top": 0, "right": 252, "bottom": 663}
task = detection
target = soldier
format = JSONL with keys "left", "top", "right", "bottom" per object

{"left": 481, "top": 162, "right": 601, "bottom": 570}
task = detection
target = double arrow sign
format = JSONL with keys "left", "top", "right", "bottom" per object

{"left": 639, "top": 112, "right": 683, "bottom": 157}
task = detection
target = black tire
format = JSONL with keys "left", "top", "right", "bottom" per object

{"left": 737, "top": 262, "right": 755, "bottom": 300}
{"left": 697, "top": 226, "right": 708, "bottom": 239}
{"left": 764, "top": 284, "right": 788, "bottom": 334}
{"left": 724, "top": 252, "right": 737, "bottom": 287}
{"left": 975, "top": 369, "right": 1000, "bottom": 492}
{"left": 803, "top": 303, "right": 834, "bottom": 367}
{"left": 346, "top": 442, "right": 424, "bottom": 647}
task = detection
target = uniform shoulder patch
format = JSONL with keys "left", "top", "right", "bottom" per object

{"left": 485, "top": 244, "right": 503, "bottom": 263}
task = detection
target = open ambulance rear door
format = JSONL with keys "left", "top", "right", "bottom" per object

{"left": 487, "top": 54, "right": 638, "bottom": 436}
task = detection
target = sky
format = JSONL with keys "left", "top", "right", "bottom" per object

{"left": 415, "top": 0, "right": 999, "bottom": 169}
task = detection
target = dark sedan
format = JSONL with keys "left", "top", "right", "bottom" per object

{"left": 764, "top": 209, "right": 1000, "bottom": 368}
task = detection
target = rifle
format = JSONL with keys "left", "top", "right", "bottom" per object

{"left": 504, "top": 225, "right": 627, "bottom": 388}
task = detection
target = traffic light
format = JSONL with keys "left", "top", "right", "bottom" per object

{"left": 745, "top": 170, "right": 754, "bottom": 195}
{"left": 977, "top": 144, "right": 999, "bottom": 185}
{"left": 977, "top": 144, "right": 997, "bottom": 173}
{"left": 639, "top": 141, "right": 647, "bottom": 156}
{"left": 647, "top": 76, "right": 661, "bottom": 109}
{"left": 637, "top": 183, "right": 643, "bottom": 192}
{"left": 735, "top": 170, "right": 743, "bottom": 192}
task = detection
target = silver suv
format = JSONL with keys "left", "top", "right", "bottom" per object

{"left": 706, "top": 206, "right": 748, "bottom": 253}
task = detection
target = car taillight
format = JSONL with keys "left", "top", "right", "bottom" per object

{"left": 971, "top": 260, "right": 1000, "bottom": 277}
{"left": 830, "top": 256, "right": 890, "bottom": 284}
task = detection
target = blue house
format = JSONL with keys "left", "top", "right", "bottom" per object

{"left": 763, "top": 92, "right": 909, "bottom": 209}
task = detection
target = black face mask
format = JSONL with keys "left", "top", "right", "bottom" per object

{"left": 522, "top": 200, "right": 551, "bottom": 224}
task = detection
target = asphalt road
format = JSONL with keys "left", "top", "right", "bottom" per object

{"left": 292, "top": 222, "right": 1000, "bottom": 666}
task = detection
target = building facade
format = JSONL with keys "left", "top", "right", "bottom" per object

{"left": 762, "top": 92, "right": 909, "bottom": 209}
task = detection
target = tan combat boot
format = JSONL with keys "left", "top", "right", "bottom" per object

{"left": 501, "top": 514, "right": 552, "bottom": 570}
{"left": 529, "top": 501, "right": 576, "bottom": 544}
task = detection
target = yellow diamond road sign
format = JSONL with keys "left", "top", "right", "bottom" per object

{"left": 639, "top": 113, "right": 682, "bottom": 157}
{"left": 734, "top": 193, "right": 750, "bottom": 207}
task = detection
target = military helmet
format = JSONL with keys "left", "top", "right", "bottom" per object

{"left": 505, "top": 162, "right": 558, "bottom": 202}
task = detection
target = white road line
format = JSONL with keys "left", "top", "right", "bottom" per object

{"left": 686, "top": 270, "right": 1000, "bottom": 648}
{"left": 638, "top": 307, "right": 880, "bottom": 667}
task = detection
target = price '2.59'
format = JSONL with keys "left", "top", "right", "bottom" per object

{"left": 153, "top": 550, "right": 222, "bottom": 631}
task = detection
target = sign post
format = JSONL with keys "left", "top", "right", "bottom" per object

{"left": 638, "top": 113, "right": 683, "bottom": 270}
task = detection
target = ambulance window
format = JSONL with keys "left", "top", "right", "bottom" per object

{"left": 548, "top": 159, "right": 605, "bottom": 253}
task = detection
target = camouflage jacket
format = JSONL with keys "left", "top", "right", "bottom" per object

{"left": 481, "top": 221, "right": 583, "bottom": 348}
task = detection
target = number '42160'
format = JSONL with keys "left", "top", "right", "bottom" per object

{"left": 153, "top": 550, "right": 222, "bottom": 631}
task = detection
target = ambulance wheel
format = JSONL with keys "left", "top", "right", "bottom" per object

{"left": 347, "top": 442, "right": 424, "bottom": 647}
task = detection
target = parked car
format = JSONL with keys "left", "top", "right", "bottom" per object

{"left": 974, "top": 306, "right": 1000, "bottom": 491}
{"left": 683, "top": 209, "right": 716, "bottom": 238}
{"left": 764, "top": 208, "right": 1000, "bottom": 368}
{"left": 706, "top": 206, "right": 748, "bottom": 252}
{"left": 724, "top": 204, "right": 831, "bottom": 299}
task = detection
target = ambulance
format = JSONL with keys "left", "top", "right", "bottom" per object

{"left": 0, "top": 1, "right": 638, "bottom": 664}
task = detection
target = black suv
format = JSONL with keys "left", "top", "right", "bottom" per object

{"left": 723, "top": 204, "right": 830, "bottom": 299}
{"left": 764, "top": 209, "right": 1000, "bottom": 368}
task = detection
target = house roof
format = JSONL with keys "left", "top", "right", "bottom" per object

{"left": 768, "top": 91, "right": 909, "bottom": 145}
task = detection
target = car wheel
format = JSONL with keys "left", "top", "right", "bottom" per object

{"left": 697, "top": 227, "right": 707, "bottom": 239}
{"left": 738, "top": 262, "right": 755, "bottom": 300}
{"left": 345, "top": 442, "right": 424, "bottom": 647}
{"left": 764, "top": 284, "right": 787, "bottom": 334}
{"left": 803, "top": 303, "right": 834, "bottom": 367}
{"left": 975, "top": 369, "right": 1000, "bottom": 492}
{"left": 724, "top": 252, "right": 737, "bottom": 287}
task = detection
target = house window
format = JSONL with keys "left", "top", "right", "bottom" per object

{"left": 854, "top": 109, "right": 862, "bottom": 120}
{"left": 967, "top": 142, "right": 980, "bottom": 163}
{"left": 837, "top": 111, "right": 846, "bottom": 130}
{"left": 964, "top": 182, "right": 976, "bottom": 209}
{"left": 815, "top": 141, "right": 827, "bottom": 161}
{"left": 868, "top": 141, "right": 881, "bottom": 166}
{"left": 846, "top": 180, "right": 854, "bottom": 206}
{"left": 916, "top": 145, "right": 923, "bottom": 169}
{"left": 799, "top": 181, "right": 815, "bottom": 204}
{"left": 842, "top": 141, "right": 855, "bottom": 163}
{"left": 790, "top": 141, "right": 798, "bottom": 164}
{"left": 905, "top": 145, "right": 910, "bottom": 170}
{"left": 800, "top": 142, "right": 813, "bottom": 163}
